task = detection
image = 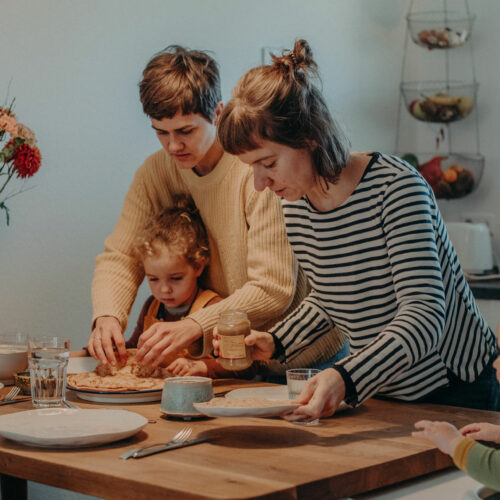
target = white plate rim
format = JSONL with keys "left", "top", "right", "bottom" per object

{"left": 192, "top": 400, "right": 299, "bottom": 418}
{"left": 0, "top": 408, "right": 147, "bottom": 448}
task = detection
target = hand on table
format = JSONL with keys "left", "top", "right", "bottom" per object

{"left": 212, "top": 328, "right": 275, "bottom": 361}
{"left": 87, "top": 316, "right": 126, "bottom": 366}
{"left": 283, "top": 368, "right": 346, "bottom": 423}
{"left": 460, "top": 422, "right": 500, "bottom": 443}
{"left": 412, "top": 420, "right": 464, "bottom": 456}
{"left": 136, "top": 318, "right": 202, "bottom": 367}
{"left": 167, "top": 358, "right": 208, "bottom": 377}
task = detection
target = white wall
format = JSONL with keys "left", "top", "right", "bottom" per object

{"left": 1, "top": 0, "right": 498, "bottom": 356}
{"left": 0, "top": 1, "right": 499, "bottom": 499}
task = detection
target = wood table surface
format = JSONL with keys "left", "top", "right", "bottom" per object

{"left": 0, "top": 380, "right": 499, "bottom": 500}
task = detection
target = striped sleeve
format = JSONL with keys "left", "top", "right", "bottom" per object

{"left": 268, "top": 289, "right": 335, "bottom": 361}
{"left": 336, "top": 171, "right": 446, "bottom": 403}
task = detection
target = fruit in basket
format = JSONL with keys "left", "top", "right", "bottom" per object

{"left": 417, "top": 28, "right": 468, "bottom": 50}
{"left": 408, "top": 93, "right": 474, "bottom": 122}
{"left": 419, "top": 157, "right": 475, "bottom": 198}
{"left": 419, "top": 156, "right": 443, "bottom": 188}
{"left": 401, "top": 153, "right": 419, "bottom": 170}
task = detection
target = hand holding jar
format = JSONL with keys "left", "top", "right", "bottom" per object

{"left": 212, "top": 311, "right": 276, "bottom": 369}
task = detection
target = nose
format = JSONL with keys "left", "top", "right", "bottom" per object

{"left": 160, "top": 282, "right": 172, "bottom": 293}
{"left": 253, "top": 167, "right": 271, "bottom": 192}
{"left": 167, "top": 134, "right": 184, "bottom": 154}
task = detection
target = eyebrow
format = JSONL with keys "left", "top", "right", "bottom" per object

{"left": 151, "top": 125, "right": 194, "bottom": 133}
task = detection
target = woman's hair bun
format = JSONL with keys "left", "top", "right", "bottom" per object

{"left": 271, "top": 39, "right": 317, "bottom": 77}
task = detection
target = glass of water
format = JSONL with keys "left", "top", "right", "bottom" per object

{"left": 28, "top": 337, "right": 70, "bottom": 408}
{"left": 286, "top": 368, "right": 321, "bottom": 425}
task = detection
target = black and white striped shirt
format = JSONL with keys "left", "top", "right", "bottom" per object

{"left": 270, "top": 153, "right": 496, "bottom": 404}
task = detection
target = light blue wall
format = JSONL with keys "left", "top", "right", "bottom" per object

{"left": 0, "top": 1, "right": 499, "bottom": 496}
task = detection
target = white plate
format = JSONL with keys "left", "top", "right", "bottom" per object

{"left": 66, "top": 357, "right": 162, "bottom": 403}
{"left": 0, "top": 408, "right": 147, "bottom": 448}
{"left": 225, "top": 386, "right": 353, "bottom": 412}
{"left": 193, "top": 399, "right": 299, "bottom": 418}
{"left": 67, "top": 386, "right": 162, "bottom": 404}
{"left": 0, "top": 382, "right": 3, "bottom": 390}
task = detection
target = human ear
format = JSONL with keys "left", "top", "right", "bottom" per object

{"left": 194, "top": 258, "right": 208, "bottom": 277}
{"left": 213, "top": 101, "right": 224, "bottom": 126}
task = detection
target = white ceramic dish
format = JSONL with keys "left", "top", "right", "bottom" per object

{"left": 193, "top": 398, "right": 299, "bottom": 418}
{"left": 67, "top": 386, "right": 162, "bottom": 404}
{"left": 225, "top": 386, "right": 353, "bottom": 412}
{"left": 66, "top": 357, "right": 162, "bottom": 403}
{"left": 0, "top": 408, "right": 147, "bottom": 448}
{"left": 0, "top": 334, "right": 28, "bottom": 385}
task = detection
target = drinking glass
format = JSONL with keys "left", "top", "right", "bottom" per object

{"left": 28, "top": 337, "right": 70, "bottom": 408}
{"left": 286, "top": 368, "right": 321, "bottom": 425}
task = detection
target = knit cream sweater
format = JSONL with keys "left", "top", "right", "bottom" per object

{"left": 91, "top": 149, "right": 345, "bottom": 369}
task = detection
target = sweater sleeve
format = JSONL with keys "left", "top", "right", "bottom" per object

{"left": 91, "top": 155, "right": 174, "bottom": 331}
{"left": 188, "top": 182, "right": 298, "bottom": 334}
{"left": 268, "top": 290, "right": 336, "bottom": 361}
{"left": 334, "top": 171, "right": 446, "bottom": 404}
{"left": 454, "top": 439, "right": 500, "bottom": 491}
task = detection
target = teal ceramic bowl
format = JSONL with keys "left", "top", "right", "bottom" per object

{"left": 161, "top": 376, "right": 213, "bottom": 419}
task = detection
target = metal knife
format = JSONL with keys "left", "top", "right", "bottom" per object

{"left": 129, "top": 437, "right": 210, "bottom": 459}
{"left": 0, "top": 397, "right": 31, "bottom": 406}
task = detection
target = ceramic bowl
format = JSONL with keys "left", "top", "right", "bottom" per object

{"left": 0, "top": 333, "right": 28, "bottom": 385}
{"left": 13, "top": 371, "right": 31, "bottom": 395}
{"left": 161, "top": 376, "right": 213, "bottom": 419}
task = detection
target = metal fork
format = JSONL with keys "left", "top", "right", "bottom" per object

{"left": 1, "top": 386, "right": 20, "bottom": 401}
{"left": 120, "top": 426, "right": 192, "bottom": 460}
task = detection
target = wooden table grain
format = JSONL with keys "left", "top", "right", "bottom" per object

{"left": 0, "top": 381, "right": 499, "bottom": 500}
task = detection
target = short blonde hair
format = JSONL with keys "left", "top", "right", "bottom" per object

{"left": 134, "top": 195, "right": 209, "bottom": 268}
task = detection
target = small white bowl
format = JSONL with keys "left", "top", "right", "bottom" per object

{"left": 0, "top": 333, "right": 28, "bottom": 385}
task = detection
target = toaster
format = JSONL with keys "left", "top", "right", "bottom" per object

{"left": 445, "top": 222, "right": 495, "bottom": 275}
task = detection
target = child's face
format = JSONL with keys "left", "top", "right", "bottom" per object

{"left": 144, "top": 248, "right": 204, "bottom": 309}
{"left": 151, "top": 108, "right": 220, "bottom": 171}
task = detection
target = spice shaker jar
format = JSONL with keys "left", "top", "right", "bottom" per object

{"left": 217, "top": 310, "right": 253, "bottom": 370}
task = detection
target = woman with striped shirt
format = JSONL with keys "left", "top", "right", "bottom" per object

{"left": 216, "top": 39, "right": 498, "bottom": 420}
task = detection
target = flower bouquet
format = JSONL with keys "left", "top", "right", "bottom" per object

{"left": 0, "top": 103, "right": 42, "bottom": 225}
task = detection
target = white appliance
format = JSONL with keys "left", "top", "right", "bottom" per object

{"left": 445, "top": 222, "right": 495, "bottom": 275}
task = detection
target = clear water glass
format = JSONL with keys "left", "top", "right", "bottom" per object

{"left": 286, "top": 368, "right": 321, "bottom": 425}
{"left": 28, "top": 337, "right": 70, "bottom": 408}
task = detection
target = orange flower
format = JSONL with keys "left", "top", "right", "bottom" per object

{"left": 13, "top": 143, "right": 41, "bottom": 178}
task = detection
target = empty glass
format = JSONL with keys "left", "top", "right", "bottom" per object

{"left": 286, "top": 368, "right": 321, "bottom": 425}
{"left": 28, "top": 337, "right": 70, "bottom": 408}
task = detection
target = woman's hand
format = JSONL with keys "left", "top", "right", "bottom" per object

{"left": 460, "top": 422, "right": 500, "bottom": 443}
{"left": 167, "top": 358, "right": 208, "bottom": 377}
{"left": 284, "top": 368, "right": 346, "bottom": 423}
{"left": 87, "top": 316, "right": 126, "bottom": 366}
{"left": 135, "top": 318, "right": 202, "bottom": 367}
{"left": 412, "top": 420, "right": 464, "bottom": 456}
{"left": 212, "top": 328, "right": 275, "bottom": 360}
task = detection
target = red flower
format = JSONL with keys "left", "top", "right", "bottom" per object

{"left": 13, "top": 143, "right": 41, "bottom": 178}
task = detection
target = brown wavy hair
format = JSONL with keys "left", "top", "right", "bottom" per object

{"left": 134, "top": 195, "right": 209, "bottom": 269}
{"left": 218, "top": 39, "right": 350, "bottom": 184}
{"left": 139, "top": 45, "right": 221, "bottom": 122}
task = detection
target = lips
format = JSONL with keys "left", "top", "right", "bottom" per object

{"left": 172, "top": 153, "right": 190, "bottom": 161}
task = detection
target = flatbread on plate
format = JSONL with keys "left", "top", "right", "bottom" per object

{"left": 67, "top": 349, "right": 172, "bottom": 392}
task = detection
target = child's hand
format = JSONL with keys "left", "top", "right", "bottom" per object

{"left": 412, "top": 420, "right": 464, "bottom": 456}
{"left": 167, "top": 358, "right": 208, "bottom": 377}
{"left": 460, "top": 422, "right": 500, "bottom": 443}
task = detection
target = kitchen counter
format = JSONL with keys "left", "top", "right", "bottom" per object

{"left": 469, "top": 278, "right": 500, "bottom": 301}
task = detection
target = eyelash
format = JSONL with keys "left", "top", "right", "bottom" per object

{"left": 262, "top": 162, "right": 275, "bottom": 169}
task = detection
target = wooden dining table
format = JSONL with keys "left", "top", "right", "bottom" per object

{"left": 0, "top": 379, "right": 499, "bottom": 500}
